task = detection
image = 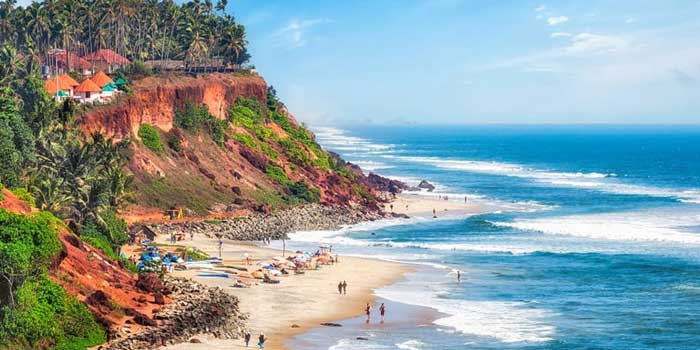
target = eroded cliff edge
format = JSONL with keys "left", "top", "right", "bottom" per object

{"left": 79, "top": 73, "right": 390, "bottom": 221}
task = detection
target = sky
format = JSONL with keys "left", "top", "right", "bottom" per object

{"left": 16, "top": 0, "right": 698, "bottom": 125}
{"left": 231, "top": 0, "right": 700, "bottom": 126}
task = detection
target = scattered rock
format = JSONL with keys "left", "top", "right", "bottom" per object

{"left": 356, "top": 337, "right": 369, "bottom": 340}
{"left": 320, "top": 322, "right": 342, "bottom": 327}
{"left": 103, "top": 277, "right": 247, "bottom": 350}
{"left": 290, "top": 324, "right": 300, "bottom": 328}
{"left": 189, "top": 338, "right": 202, "bottom": 343}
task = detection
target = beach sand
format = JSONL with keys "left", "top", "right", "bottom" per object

{"left": 385, "top": 192, "right": 495, "bottom": 218}
{"left": 155, "top": 193, "right": 492, "bottom": 350}
{"left": 155, "top": 237, "right": 409, "bottom": 350}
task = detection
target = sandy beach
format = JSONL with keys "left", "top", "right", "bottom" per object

{"left": 386, "top": 192, "right": 496, "bottom": 218}
{"left": 153, "top": 193, "right": 493, "bottom": 349}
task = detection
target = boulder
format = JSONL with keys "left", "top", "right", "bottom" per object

{"left": 417, "top": 180, "right": 435, "bottom": 192}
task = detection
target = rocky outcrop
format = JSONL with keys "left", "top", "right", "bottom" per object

{"left": 366, "top": 173, "right": 408, "bottom": 194}
{"left": 81, "top": 73, "right": 267, "bottom": 139}
{"left": 417, "top": 180, "right": 435, "bottom": 192}
{"left": 153, "top": 204, "right": 387, "bottom": 241}
{"left": 104, "top": 277, "right": 246, "bottom": 350}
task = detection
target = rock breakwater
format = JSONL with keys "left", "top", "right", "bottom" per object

{"left": 153, "top": 204, "right": 385, "bottom": 241}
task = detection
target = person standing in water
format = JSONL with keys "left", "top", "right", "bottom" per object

{"left": 258, "top": 333, "right": 266, "bottom": 348}
{"left": 380, "top": 303, "right": 386, "bottom": 323}
{"left": 457, "top": 270, "right": 461, "bottom": 283}
{"left": 244, "top": 331, "right": 251, "bottom": 347}
{"left": 365, "top": 303, "right": 371, "bottom": 323}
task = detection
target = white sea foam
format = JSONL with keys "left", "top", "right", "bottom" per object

{"left": 377, "top": 280, "right": 555, "bottom": 344}
{"left": 493, "top": 208, "right": 700, "bottom": 245}
{"left": 350, "top": 160, "right": 394, "bottom": 172}
{"left": 396, "top": 340, "right": 426, "bottom": 350}
{"left": 313, "top": 126, "right": 395, "bottom": 153}
{"left": 385, "top": 155, "right": 700, "bottom": 202}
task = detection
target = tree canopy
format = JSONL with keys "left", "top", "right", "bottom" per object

{"left": 0, "top": 0, "right": 250, "bottom": 68}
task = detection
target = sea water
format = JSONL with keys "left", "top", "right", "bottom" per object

{"left": 283, "top": 125, "right": 700, "bottom": 349}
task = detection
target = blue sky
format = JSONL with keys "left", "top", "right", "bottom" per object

{"left": 231, "top": 0, "right": 700, "bottom": 125}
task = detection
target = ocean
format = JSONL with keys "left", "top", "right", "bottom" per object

{"left": 282, "top": 125, "right": 700, "bottom": 350}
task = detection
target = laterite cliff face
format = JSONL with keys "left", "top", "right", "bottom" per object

{"left": 81, "top": 73, "right": 268, "bottom": 139}
{"left": 78, "top": 72, "right": 385, "bottom": 219}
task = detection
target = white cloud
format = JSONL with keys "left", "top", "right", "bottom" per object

{"left": 565, "top": 33, "right": 631, "bottom": 55}
{"left": 550, "top": 32, "right": 572, "bottom": 38}
{"left": 534, "top": 5, "right": 547, "bottom": 12}
{"left": 625, "top": 17, "right": 637, "bottom": 24}
{"left": 547, "top": 16, "right": 569, "bottom": 25}
{"left": 272, "top": 18, "right": 332, "bottom": 49}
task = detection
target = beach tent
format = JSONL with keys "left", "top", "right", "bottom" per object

{"left": 115, "top": 77, "right": 127, "bottom": 86}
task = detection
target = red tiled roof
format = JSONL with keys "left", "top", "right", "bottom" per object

{"left": 51, "top": 52, "right": 92, "bottom": 70}
{"left": 44, "top": 73, "right": 80, "bottom": 94}
{"left": 74, "top": 78, "right": 101, "bottom": 93}
{"left": 82, "top": 49, "right": 131, "bottom": 65}
{"left": 90, "top": 71, "right": 114, "bottom": 88}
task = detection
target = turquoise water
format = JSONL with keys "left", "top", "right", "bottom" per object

{"left": 285, "top": 125, "right": 700, "bottom": 349}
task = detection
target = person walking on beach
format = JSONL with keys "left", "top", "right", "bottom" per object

{"left": 218, "top": 238, "right": 223, "bottom": 258}
{"left": 338, "top": 281, "right": 343, "bottom": 295}
{"left": 433, "top": 208, "right": 437, "bottom": 218}
{"left": 258, "top": 333, "right": 266, "bottom": 348}
{"left": 464, "top": 196, "right": 468, "bottom": 203}
{"left": 342, "top": 280, "right": 347, "bottom": 294}
{"left": 380, "top": 303, "right": 386, "bottom": 323}
{"left": 244, "top": 331, "right": 251, "bottom": 347}
{"left": 365, "top": 302, "right": 371, "bottom": 323}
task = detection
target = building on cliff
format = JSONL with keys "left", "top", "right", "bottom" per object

{"left": 82, "top": 49, "right": 131, "bottom": 73}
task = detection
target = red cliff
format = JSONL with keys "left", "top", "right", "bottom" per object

{"left": 81, "top": 73, "right": 268, "bottom": 139}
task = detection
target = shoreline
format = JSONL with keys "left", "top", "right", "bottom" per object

{"left": 149, "top": 193, "right": 498, "bottom": 350}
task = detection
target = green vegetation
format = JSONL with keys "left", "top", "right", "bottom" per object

{"left": 0, "top": 274, "right": 106, "bottom": 350}
{"left": 1, "top": 0, "right": 250, "bottom": 71}
{"left": 10, "top": 187, "right": 35, "bottom": 207}
{"left": 135, "top": 175, "right": 233, "bottom": 215}
{"left": 288, "top": 181, "right": 321, "bottom": 203}
{"left": 138, "top": 124, "right": 164, "bottom": 154}
{"left": 175, "top": 102, "right": 229, "bottom": 146}
{"left": 174, "top": 102, "right": 212, "bottom": 133}
{"left": 167, "top": 134, "right": 182, "bottom": 152}
{"left": 0, "top": 209, "right": 105, "bottom": 350}
{"left": 266, "top": 166, "right": 292, "bottom": 186}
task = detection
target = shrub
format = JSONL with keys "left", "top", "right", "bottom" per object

{"left": 0, "top": 210, "right": 62, "bottom": 295}
{"left": 174, "top": 102, "right": 210, "bottom": 133}
{"left": 207, "top": 118, "right": 228, "bottom": 146}
{"left": 167, "top": 133, "right": 182, "bottom": 152}
{"left": 138, "top": 124, "right": 164, "bottom": 154}
{"left": 288, "top": 181, "right": 321, "bottom": 203}
{"left": 0, "top": 274, "right": 106, "bottom": 350}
